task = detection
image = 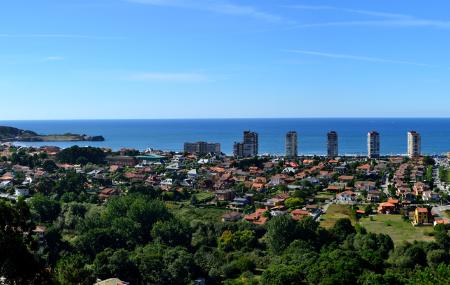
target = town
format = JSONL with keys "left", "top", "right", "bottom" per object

{"left": 0, "top": 130, "right": 449, "bottom": 284}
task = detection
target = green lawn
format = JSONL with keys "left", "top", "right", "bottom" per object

{"left": 320, "top": 204, "right": 356, "bottom": 228}
{"left": 359, "top": 214, "right": 434, "bottom": 245}
{"left": 194, "top": 191, "right": 215, "bottom": 203}
{"left": 167, "top": 203, "right": 228, "bottom": 224}
{"left": 314, "top": 191, "right": 335, "bottom": 201}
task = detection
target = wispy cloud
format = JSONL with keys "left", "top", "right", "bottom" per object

{"left": 288, "top": 5, "right": 450, "bottom": 29}
{"left": 128, "top": 72, "right": 209, "bottom": 82}
{"left": 42, "top": 56, "right": 65, "bottom": 62}
{"left": 126, "top": 0, "right": 283, "bottom": 22}
{"left": 0, "top": 34, "right": 124, "bottom": 40}
{"left": 284, "top": 49, "right": 437, "bottom": 68}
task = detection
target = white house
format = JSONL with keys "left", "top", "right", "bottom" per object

{"left": 336, "top": 190, "right": 357, "bottom": 203}
{"left": 15, "top": 188, "right": 30, "bottom": 197}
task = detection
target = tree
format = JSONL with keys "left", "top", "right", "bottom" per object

{"left": 54, "top": 254, "right": 93, "bottom": 285}
{"left": 42, "top": 159, "right": 58, "bottom": 172}
{"left": 132, "top": 243, "right": 194, "bottom": 285}
{"left": 331, "top": 218, "right": 355, "bottom": 242}
{"left": 427, "top": 249, "right": 449, "bottom": 267}
{"left": 266, "top": 215, "right": 297, "bottom": 254}
{"left": 151, "top": 219, "right": 192, "bottom": 247}
{"left": 29, "top": 194, "right": 61, "bottom": 223}
{"left": 92, "top": 248, "right": 138, "bottom": 283}
{"left": 57, "top": 146, "right": 106, "bottom": 165}
{"left": 306, "top": 249, "right": 364, "bottom": 285}
{"left": 284, "top": 197, "right": 304, "bottom": 209}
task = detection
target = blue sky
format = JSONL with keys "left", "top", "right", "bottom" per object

{"left": 1, "top": 0, "right": 450, "bottom": 119}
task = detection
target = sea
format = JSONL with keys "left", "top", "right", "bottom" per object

{"left": 1, "top": 119, "right": 449, "bottom": 156}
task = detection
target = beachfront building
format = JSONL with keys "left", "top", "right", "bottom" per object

{"left": 285, "top": 131, "right": 298, "bottom": 158}
{"left": 184, "top": 141, "right": 221, "bottom": 155}
{"left": 368, "top": 131, "right": 380, "bottom": 159}
{"left": 327, "top": 131, "right": 338, "bottom": 157}
{"left": 408, "top": 131, "right": 421, "bottom": 158}
{"left": 234, "top": 131, "right": 258, "bottom": 157}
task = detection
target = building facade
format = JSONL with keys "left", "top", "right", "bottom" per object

{"left": 327, "top": 131, "right": 338, "bottom": 157}
{"left": 234, "top": 131, "right": 258, "bottom": 157}
{"left": 285, "top": 131, "right": 298, "bottom": 158}
{"left": 184, "top": 141, "right": 221, "bottom": 155}
{"left": 368, "top": 131, "right": 380, "bottom": 158}
{"left": 407, "top": 131, "right": 421, "bottom": 158}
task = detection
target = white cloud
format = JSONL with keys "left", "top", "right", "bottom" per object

{"left": 43, "top": 56, "right": 65, "bottom": 62}
{"left": 0, "top": 34, "right": 124, "bottom": 39}
{"left": 126, "top": 0, "right": 283, "bottom": 22}
{"left": 128, "top": 72, "right": 208, "bottom": 82}
{"left": 288, "top": 5, "right": 450, "bottom": 29}
{"left": 284, "top": 49, "right": 436, "bottom": 68}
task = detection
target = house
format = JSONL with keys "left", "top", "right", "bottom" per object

{"left": 0, "top": 180, "right": 12, "bottom": 189}
{"left": 222, "top": 212, "right": 242, "bottom": 222}
{"left": 215, "top": 190, "right": 235, "bottom": 201}
{"left": 15, "top": 188, "right": 29, "bottom": 197}
{"left": 269, "top": 174, "right": 286, "bottom": 186}
{"left": 336, "top": 190, "right": 357, "bottom": 203}
{"left": 32, "top": 225, "right": 47, "bottom": 240}
{"left": 423, "top": 191, "right": 440, "bottom": 202}
{"left": 244, "top": 208, "right": 268, "bottom": 225}
{"left": 413, "top": 182, "right": 429, "bottom": 197}
{"left": 264, "top": 197, "right": 286, "bottom": 209}
{"left": 187, "top": 169, "right": 198, "bottom": 179}
{"left": 105, "top": 156, "right": 137, "bottom": 167}
{"left": 282, "top": 167, "right": 296, "bottom": 174}
{"left": 413, "top": 207, "right": 433, "bottom": 225}
{"left": 327, "top": 183, "right": 346, "bottom": 192}
{"left": 94, "top": 278, "right": 129, "bottom": 285}
{"left": 160, "top": 178, "right": 174, "bottom": 190}
{"left": 367, "top": 190, "right": 382, "bottom": 203}
{"left": 357, "top": 164, "right": 371, "bottom": 174}
{"left": 338, "top": 175, "right": 354, "bottom": 183}
{"left": 291, "top": 209, "right": 310, "bottom": 220}
{"left": 0, "top": 172, "right": 14, "bottom": 181}
{"left": 434, "top": 218, "right": 450, "bottom": 227}
{"left": 354, "top": 181, "right": 377, "bottom": 192}
{"left": 356, "top": 210, "right": 366, "bottom": 218}
{"left": 377, "top": 202, "right": 396, "bottom": 214}
{"left": 99, "top": 188, "right": 119, "bottom": 200}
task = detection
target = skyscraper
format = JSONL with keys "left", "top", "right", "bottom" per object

{"left": 327, "top": 131, "right": 338, "bottom": 157}
{"left": 233, "top": 131, "right": 259, "bottom": 157}
{"left": 368, "top": 131, "right": 380, "bottom": 158}
{"left": 285, "top": 131, "right": 298, "bottom": 158}
{"left": 408, "top": 131, "right": 421, "bottom": 158}
{"left": 184, "top": 141, "right": 221, "bottom": 155}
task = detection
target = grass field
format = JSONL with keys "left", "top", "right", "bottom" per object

{"left": 320, "top": 204, "right": 356, "bottom": 228}
{"left": 193, "top": 191, "right": 215, "bottom": 203}
{"left": 314, "top": 191, "right": 335, "bottom": 201}
{"left": 167, "top": 203, "right": 228, "bottom": 224}
{"left": 359, "top": 214, "right": 435, "bottom": 245}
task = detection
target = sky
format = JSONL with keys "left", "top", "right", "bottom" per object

{"left": 1, "top": 0, "right": 450, "bottom": 119}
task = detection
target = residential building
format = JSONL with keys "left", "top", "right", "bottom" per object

{"left": 336, "top": 190, "right": 357, "bottom": 203}
{"left": 184, "top": 141, "right": 221, "bottom": 155}
{"left": 285, "top": 131, "right": 298, "bottom": 158}
{"left": 414, "top": 207, "right": 433, "bottom": 225}
{"left": 105, "top": 156, "right": 137, "bottom": 167}
{"left": 368, "top": 131, "right": 380, "bottom": 158}
{"left": 233, "top": 131, "right": 258, "bottom": 157}
{"left": 327, "top": 131, "right": 338, "bottom": 157}
{"left": 408, "top": 131, "right": 421, "bottom": 158}
{"left": 222, "top": 212, "right": 242, "bottom": 222}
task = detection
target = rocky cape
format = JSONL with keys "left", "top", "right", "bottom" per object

{"left": 0, "top": 126, "right": 105, "bottom": 142}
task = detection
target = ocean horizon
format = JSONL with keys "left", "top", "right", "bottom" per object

{"left": 1, "top": 118, "right": 450, "bottom": 156}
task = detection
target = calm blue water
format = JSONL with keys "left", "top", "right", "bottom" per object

{"left": 1, "top": 119, "right": 449, "bottom": 156}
